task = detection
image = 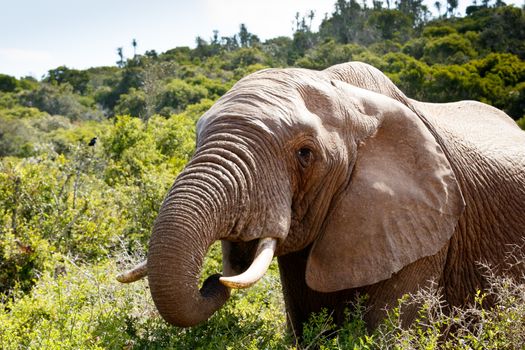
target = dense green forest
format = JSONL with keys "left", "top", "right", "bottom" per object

{"left": 1, "top": 1, "right": 524, "bottom": 348}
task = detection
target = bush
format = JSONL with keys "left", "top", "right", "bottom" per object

{"left": 0, "top": 260, "right": 142, "bottom": 349}
{"left": 0, "top": 74, "right": 18, "bottom": 92}
{"left": 0, "top": 107, "right": 70, "bottom": 157}
{"left": 517, "top": 116, "right": 525, "bottom": 130}
{"left": 20, "top": 83, "right": 103, "bottom": 121}
{"left": 114, "top": 88, "right": 146, "bottom": 118}
{"left": 157, "top": 79, "right": 208, "bottom": 115}
{"left": 0, "top": 111, "right": 196, "bottom": 294}
{"left": 295, "top": 41, "right": 366, "bottom": 70}
{"left": 0, "top": 152, "right": 122, "bottom": 293}
{"left": 2, "top": 244, "right": 524, "bottom": 349}
{"left": 0, "top": 244, "right": 288, "bottom": 350}
{"left": 423, "top": 33, "right": 478, "bottom": 65}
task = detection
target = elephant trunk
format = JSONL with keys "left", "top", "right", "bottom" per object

{"left": 141, "top": 128, "right": 291, "bottom": 327}
{"left": 147, "top": 170, "right": 233, "bottom": 327}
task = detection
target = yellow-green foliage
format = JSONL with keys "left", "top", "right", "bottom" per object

{"left": 0, "top": 249, "right": 288, "bottom": 350}
{"left": 0, "top": 260, "right": 136, "bottom": 349}
{"left": 1, "top": 4, "right": 524, "bottom": 348}
{"left": 517, "top": 117, "right": 525, "bottom": 129}
{"left": 0, "top": 110, "right": 197, "bottom": 294}
{"left": 1, "top": 253, "right": 524, "bottom": 349}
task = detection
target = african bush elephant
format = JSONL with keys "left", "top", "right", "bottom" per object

{"left": 117, "top": 62, "right": 525, "bottom": 335}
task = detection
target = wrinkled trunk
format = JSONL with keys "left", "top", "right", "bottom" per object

{"left": 146, "top": 128, "right": 291, "bottom": 326}
{"left": 147, "top": 170, "right": 232, "bottom": 327}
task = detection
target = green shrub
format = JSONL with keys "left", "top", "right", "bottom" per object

{"left": 422, "top": 25, "right": 457, "bottom": 38}
{"left": 0, "top": 260, "right": 141, "bottom": 349}
{"left": 157, "top": 79, "right": 208, "bottom": 115}
{"left": 0, "top": 74, "right": 18, "bottom": 92}
{"left": 20, "top": 83, "right": 103, "bottom": 121}
{"left": 517, "top": 116, "right": 525, "bottom": 129}
{"left": 423, "top": 33, "right": 478, "bottom": 65}
{"left": 114, "top": 88, "right": 146, "bottom": 118}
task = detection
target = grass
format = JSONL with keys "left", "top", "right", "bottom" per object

{"left": 1, "top": 246, "right": 524, "bottom": 349}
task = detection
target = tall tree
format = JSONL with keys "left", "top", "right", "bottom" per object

{"left": 434, "top": 0, "right": 442, "bottom": 17}
{"left": 397, "top": 0, "right": 429, "bottom": 25}
{"left": 117, "top": 47, "right": 124, "bottom": 67}
{"left": 447, "top": 0, "right": 459, "bottom": 16}
{"left": 45, "top": 66, "right": 89, "bottom": 94}
{"left": 239, "top": 24, "right": 250, "bottom": 47}
{"left": 373, "top": 0, "right": 384, "bottom": 10}
{"left": 132, "top": 39, "right": 137, "bottom": 57}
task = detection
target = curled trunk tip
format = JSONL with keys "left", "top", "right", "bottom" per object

{"left": 116, "top": 260, "right": 147, "bottom": 283}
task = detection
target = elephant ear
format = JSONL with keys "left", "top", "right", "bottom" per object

{"left": 305, "top": 81, "right": 465, "bottom": 293}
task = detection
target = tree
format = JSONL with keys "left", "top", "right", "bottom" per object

{"left": 446, "top": 0, "right": 459, "bottom": 16}
{"left": 434, "top": 1, "right": 442, "bottom": 17}
{"left": 0, "top": 74, "right": 18, "bottom": 92}
{"left": 20, "top": 83, "right": 103, "bottom": 121}
{"left": 238, "top": 24, "right": 259, "bottom": 48}
{"left": 157, "top": 79, "right": 208, "bottom": 115}
{"left": 194, "top": 36, "right": 212, "bottom": 58}
{"left": 292, "top": 12, "right": 320, "bottom": 57}
{"left": 117, "top": 47, "right": 125, "bottom": 67}
{"left": 368, "top": 9, "right": 413, "bottom": 42}
{"left": 326, "top": 0, "right": 364, "bottom": 44}
{"left": 145, "top": 50, "right": 158, "bottom": 58}
{"left": 397, "top": 0, "right": 429, "bottom": 26}
{"left": 132, "top": 39, "right": 137, "bottom": 57}
{"left": 114, "top": 88, "right": 146, "bottom": 118}
{"left": 476, "top": 6, "right": 525, "bottom": 59}
{"left": 45, "top": 66, "right": 89, "bottom": 94}
{"left": 221, "top": 35, "right": 239, "bottom": 51}
{"left": 423, "top": 33, "right": 478, "bottom": 64}
{"left": 239, "top": 23, "right": 250, "bottom": 47}
{"left": 262, "top": 36, "right": 294, "bottom": 65}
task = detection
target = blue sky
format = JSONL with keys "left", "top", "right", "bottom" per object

{"left": 1, "top": 0, "right": 522, "bottom": 79}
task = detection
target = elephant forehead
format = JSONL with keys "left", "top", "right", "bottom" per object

{"left": 195, "top": 68, "right": 351, "bottom": 141}
{"left": 196, "top": 97, "right": 299, "bottom": 136}
{"left": 197, "top": 88, "right": 307, "bottom": 133}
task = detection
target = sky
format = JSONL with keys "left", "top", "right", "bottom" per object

{"left": 1, "top": 0, "right": 523, "bottom": 79}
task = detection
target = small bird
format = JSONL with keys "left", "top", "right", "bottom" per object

{"left": 88, "top": 137, "right": 97, "bottom": 146}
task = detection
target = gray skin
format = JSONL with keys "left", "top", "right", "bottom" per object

{"left": 146, "top": 62, "right": 525, "bottom": 334}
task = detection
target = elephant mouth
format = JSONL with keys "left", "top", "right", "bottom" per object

{"left": 219, "top": 237, "right": 277, "bottom": 288}
{"left": 221, "top": 239, "right": 259, "bottom": 276}
{"left": 117, "top": 237, "right": 278, "bottom": 289}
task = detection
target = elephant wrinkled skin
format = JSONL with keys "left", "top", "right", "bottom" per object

{"left": 118, "top": 62, "right": 525, "bottom": 335}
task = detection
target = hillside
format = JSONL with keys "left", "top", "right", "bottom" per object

{"left": 1, "top": 1, "right": 524, "bottom": 348}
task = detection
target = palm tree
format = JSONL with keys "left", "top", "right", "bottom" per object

{"left": 132, "top": 39, "right": 137, "bottom": 57}
{"left": 446, "top": 0, "right": 458, "bottom": 16}
{"left": 434, "top": 0, "right": 442, "bottom": 17}
{"left": 116, "top": 47, "right": 124, "bottom": 67}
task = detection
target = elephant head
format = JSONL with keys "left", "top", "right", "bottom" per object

{"left": 117, "top": 62, "right": 464, "bottom": 327}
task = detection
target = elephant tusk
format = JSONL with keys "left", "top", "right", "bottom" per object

{"left": 116, "top": 260, "right": 147, "bottom": 283}
{"left": 219, "top": 237, "right": 277, "bottom": 289}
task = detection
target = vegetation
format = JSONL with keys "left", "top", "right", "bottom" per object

{"left": 0, "top": 0, "right": 524, "bottom": 348}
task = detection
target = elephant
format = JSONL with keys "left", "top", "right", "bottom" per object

{"left": 117, "top": 61, "right": 525, "bottom": 336}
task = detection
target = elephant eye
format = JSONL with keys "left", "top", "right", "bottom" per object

{"left": 297, "top": 147, "right": 313, "bottom": 168}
